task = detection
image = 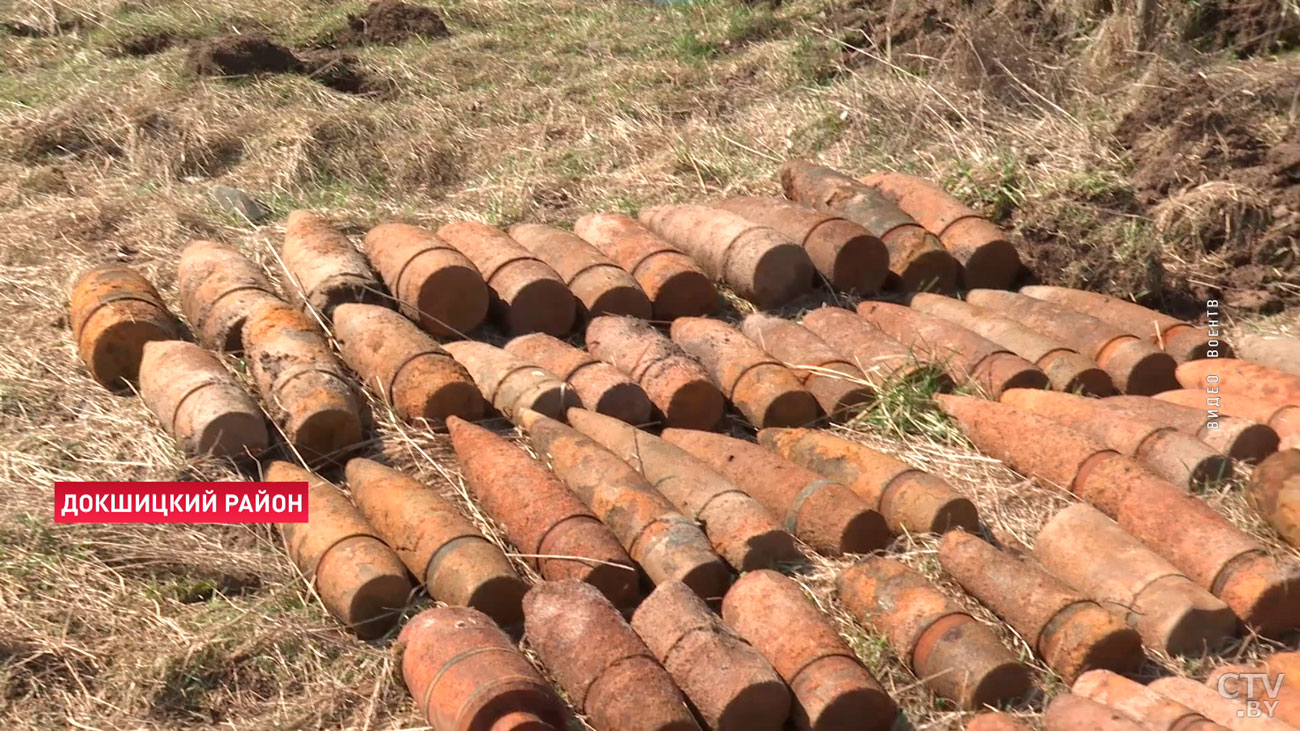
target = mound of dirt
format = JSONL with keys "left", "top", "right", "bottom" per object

{"left": 1184, "top": 0, "right": 1300, "bottom": 58}
{"left": 186, "top": 33, "right": 299, "bottom": 76}
{"left": 329, "top": 1, "right": 450, "bottom": 46}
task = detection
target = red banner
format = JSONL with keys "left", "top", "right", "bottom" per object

{"left": 54, "top": 482, "right": 309, "bottom": 524}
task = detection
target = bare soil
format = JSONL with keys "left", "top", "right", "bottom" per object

{"left": 325, "top": 1, "right": 451, "bottom": 47}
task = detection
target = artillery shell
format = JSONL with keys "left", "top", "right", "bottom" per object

{"left": 1149, "top": 677, "right": 1294, "bottom": 731}
{"left": 1156, "top": 389, "right": 1300, "bottom": 452}
{"left": 362, "top": 222, "right": 489, "bottom": 337}
{"left": 966, "top": 713, "right": 1031, "bottom": 731}
{"left": 281, "top": 210, "right": 385, "bottom": 316}
{"left": 1176, "top": 359, "right": 1300, "bottom": 410}
{"left": 509, "top": 222, "right": 652, "bottom": 319}
{"left": 138, "top": 340, "right": 268, "bottom": 458}
{"left": 177, "top": 239, "right": 280, "bottom": 351}
{"left": 442, "top": 340, "right": 580, "bottom": 422}
{"left": 1206, "top": 664, "right": 1300, "bottom": 728}
{"left": 574, "top": 212, "right": 719, "bottom": 319}
{"left": 740, "top": 313, "right": 873, "bottom": 417}
{"left": 1044, "top": 694, "right": 1147, "bottom": 731}
{"left": 1236, "top": 334, "right": 1300, "bottom": 378}
{"left": 801, "top": 306, "right": 945, "bottom": 388}
{"left": 1104, "top": 395, "right": 1279, "bottom": 464}
{"left": 1247, "top": 449, "right": 1300, "bottom": 551}
{"left": 69, "top": 265, "right": 180, "bottom": 388}
{"left": 1074, "top": 669, "right": 1227, "bottom": 731}
{"left": 505, "top": 333, "right": 652, "bottom": 425}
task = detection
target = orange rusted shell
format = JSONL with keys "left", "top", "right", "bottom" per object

{"left": 267, "top": 461, "right": 411, "bottom": 639}
{"left": 1248, "top": 449, "right": 1300, "bottom": 553}
{"left": 524, "top": 580, "right": 700, "bottom": 731}
{"left": 1177, "top": 358, "right": 1300, "bottom": 409}
{"left": 442, "top": 340, "right": 580, "bottom": 423}
{"left": 281, "top": 210, "right": 385, "bottom": 317}
{"left": 585, "top": 316, "right": 725, "bottom": 430}
{"left": 632, "top": 580, "right": 791, "bottom": 731}
{"left": 362, "top": 222, "right": 489, "bottom": 337}
{"left": 740, "top": 313, "right": 874, "bottom": 418}
{"left": 714, "top": 196, "right": 890, "bottom": 293}
{"left": 966, "top": 712, "right": 1032, "bottom": 731}
{"left": 1147, "top": 676, "right": 1288, "bottom": 730}
{"left": 722, "top": 569, "right": 898, "bottom": 731}
{"left": 574, "top": 212, "right": 719, "bottom": 319}
{"left": 801, "top": 306, "right": 946, "bottom": 389}
{"left": 1045, "top": 694, "right": 1147, "bottom": 731}
{"left": 138, "top": 340, "right": 268, "bottom": 459}
{"left": 505, "top": 333, "right": 652, "bottom": 426}
{"left": 1206, "top": 664, "right": 1300, "bottom": 728}
{"left": 177, "top": 239, "right": 281, "bottom": 352}
{"left": 68, "top": 265, "right": 181, "bottom": 388}
{"left": 670, "top": 317, "right": 822, "bottom": 428}
{"left": 1104, "top": 394, "right": 1279, "bottom": 464}
{"left": 1073, "top": 669, "right": 1224, "bottom": 731}
{"left": 437, "top": 221, "right": 576, "bottom": 336}
{"left": 508, "top": 223, "right": 652, "bottom": 320}
{"left": 661, "top": 428, "right": 889, "bottom": 556}
{"left": 446, "top": 417, "right": 639, "bottom": 606}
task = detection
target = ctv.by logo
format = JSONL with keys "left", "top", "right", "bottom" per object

{"left": 1217, "top": 672, "right": 1285, "bottom": 718}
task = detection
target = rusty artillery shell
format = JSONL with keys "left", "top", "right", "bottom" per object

{"left": 938, "top": 529, "right": 1143, "bottom": 682}
{"left": 670, "top": 317, "right": 822, "bottom": 428}
{"left": 638, "top": 204, "right": 815, "bottom": 307}
{"left": 661, "top": 428, "right": 889, "bottom": 555}
{"left": 837, "top": 557, "right": 1030, "bottom": 708}
{"left": 1207, "top": 664, "right": 1300, "bottom": 728}
{"left": 632, "top": 580, "right": 791, "bottom": 731}
{"left": 333, "top": 304, "right": 484, "bottom": 427}
{"left": 908, "top": 293, "right": 1114, "bottom": 395}
{"left": 779, "top": 160, "right": 960, "bottom": 293}
{"left": 723, "top": 569, "right": 897, "bottom": 731}
{"left": 1019, "top": 286, "right": 1227, "bottom": 363}
{"left": 740, "top": 313, "right": 873, "bottom": 417}
{"left": 442, "top": 341, "right": 580, "bottom": 422}
{"left": 242, "top": 300, "right": 363, "bottom": 462}
{"left": 399, "top": 606, "right": 565, "bottom": 731}
{"left": 1104, "top": 395, "right": 1280, "bottom": 464}
{"left": 517, "top": 410, "right": 729, "bottom": 600}
{"left": 1265, "top": 653, "right": 1300, "bottom": 693}
{"left": 446, "top": 416, "right": 639, "bottom": 606}
{"left": 345, "top": 458, "right": 526, "bottom": 626}
{"left": 504, "top": 333, "right": 652, "bottom": 425}
{"left": 267, "top": 461, "right": 410, "bottom": 639}
{"left": 966, "top": 713, "right": 1031, "bottom": 731}
{"left": 857, "top": 301, "right": 1048, "bottom": 397}
{"left": 999, "top": 388, "right": 1233, "bottom": 489}
{"left": 758, "top": 427, "right": 977, "bottom": 534}
{"left": 508, "top": 223, "right": 653, "bottom": 320}
{"left": 713, "top": 196, "right": 889, "bottom": 293}
{"left": 69, "top": 265, "right": 181, "bottom": 388}
{"left": 282, "top": 211, "right": 385, "bottom": 317}
{"left": 574, "top": 212, "right": 719, "bottom": 319}
{"left": 1236, "top": 334, "right": 1300, "bottom": 377}
{"left": 1176, "top": 359, "right": 1300, "bottom": 409}
{"left": 362, "top": 223, "right": 489, "bottom": 337}
{"left": 860, "top": 171, "right": 1022, "bottom": 290}
{"left": 1074, "top": 669, "right": 1228, "bottom": 731}
{"left": 801, "top": 306, "right": 945, "bottom": 389}
{"left": 566, "top": 407, "right": 800, "bottom": 571}
{"left": 1248, "top": 449, "right": 1300, "bottom": 551}
{"left": 1045, "top": 694, "right": 1147, "bottom": 731}
{"left": 1149, "top": 677, "right": 1294, "bottom": 731}
{"left": 524, "top": 580, "right": 700, "bottom": 731}
{"left": 936, "top": 394, "right": 1300, "bottom": 634}
{"left": 177, "top": 239, "right": 281, "bottom": 352}
{"left": 138, "top": 341, "right": 268, "bottom": 458}
{"left": 585, "top": 316, "right": 725, "bottom": 430}
{"left": 1034, "top": 504, "right": 1239, "bottom": 656}
{"left": 966, "top": 289, "right": 1178, "bottom": 395}
{"left": 437, "top": 221, "right": 576, "bottom": 336}
{"left": 1156, "top": 389, "right": 1300, "bottom": 452}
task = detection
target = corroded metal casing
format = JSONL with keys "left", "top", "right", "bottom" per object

{"left": 333, "top": 304, "right": 484, "bottom": 427}
{"left": 508, "top": 223, "right": 652, "bottom": 320}
{"left": 1176, "top": 359, "right": 1300, "bottom": 409}
{"left": 661, "top": 428, "right": 890, "bottom": 556}
{"left": 1044, "top": 694, "right": 1147, "bottom": 731}
{"left": 1034, "top": 504, "right": 1239, "bottom": 656}
{"left": 937, "top": 530, "right": 1143, "bottom": 683}
{"left": 1149, "top": 676, "right": 1294, "bottom": 731}
{"left": 362, "top": 222, "right": 489, "bottom": 337}
{"left": 670, "top": 317, "right": 822, "bottom": 428}
{"left": 740, "top": 313, "right": 873, "bottom": 417}
{"left": 437, "top": 221, "right": 576, "bottom": 336}
{"left": 1156, "top": 389, "right": 1300, "bottom": 452}
{"left": 1104, "top": 395, "right": 1279, "bottom": 464}
{"left": 1248, "top": 449, "right": 1300, "bottom": 552}
{"left": 1019, "top": 286, "right": 1227, "bottom": 363}
{"left": 1267, "top": 652, "right": 1300, "bottom": 693}
{"left": 857, "top": 301, "right": 1048, "bottom": 397}
{"left": 1206, "top": 664, "right": 1300, "bottom": 728}
{"left": 965, "top": 289, "right": 1178, "bottom": 395}
{"left": 585, "top": 316, "right": 724, "bottom": 430}
{"left": 999, "top": 388, "right": 1233, "bottom": 489}
{"left": 281, "top": 210, "right": 385, "bottom": 317}
{"left": 1073, "top": 669, "right": 1226, "bottom": 731}
{"left": 758, "top": 427, "right": 976, "bottom": 534}
{"left": 242, "top": 300, "right": 363, "bottom": 463}
{"left": 638, "top": 204, "right": 815, "bottom": 307}
{"left": 442, "top": 340, "right": 580, "bottom": 422}
{"left": 177, "top": 239, "right": 281, "bottom": 352}
{"left": 517, "top": 410, "right": 730, "bottom": 600}
{"left": 907, "top": 293, "right": 1113, "bottom": 395}
{"left": 565, "top": 407, "right": 800, "bottom": 571}
{"left": 267, "top": 461, "right": 410, "bottom": 639}
{"left": 966, "top": 713, "right": 1032, "bottom": 731}
{"left": 446, "top": 417, "right": 639, "bottom": 606}
{"left": 398, "top": 606, "right": 565, "bottom": 731}
{"left": 345, "top": 458, "right": 526, "bottom": 626}
{"left": 69, "top": 265, "right": 180, "bottom": 388}
{"left": 632, "top": 580, "right": 791, "bottom": 731}
{"left": 713, "top": 196, "right": 890, "bottom": 293}
{"left": 1236, "top": 334, "right": 1300, "bottom": 378}
{"left": 779, "top": 160, "right": 960, "bottom": 293}
{"left": 722, "top": 569, "right": 898, "bottom": 731}
{"left": 139, "top": 341, "right": 268, "bottom": 458}
{"left": 504, "top": 333, "right": 652, "bottom": 425}
{"left": 837, "top": 557, "right": 1030, "bottom": 708}
{"left": 860, "top": 172, "right": 1022, "bottom": 290}
{"left": 574, "top": 212, "right": 719, "bottom": 319}
{"left": 801, "top": 306, "right": 945, "bottom": 388}
{"left": 524, "top": 580, "right": 701, "bottom": 731}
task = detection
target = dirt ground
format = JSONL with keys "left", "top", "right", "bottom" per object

{"left": 1, "top": 0, "right": 1299, "bottom": 729}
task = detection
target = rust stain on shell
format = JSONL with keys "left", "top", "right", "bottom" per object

{"left": 574, "top": 212, "right": 719, "bottom": 319}
{"left": 1044, "top": 694, "right": 1147, "bottom": 731}
{"left": 509, "top": 222, "right": 653, "bottom": 320}
{"left": 1177, "top": 359, "right": 1300, "bottom": 410}
{"left": 1248, "top": 450, "right": 1300, "bottom": 554}
{"left": 177, "top": 239, "right": 281, "bottom": 352}
{"left": 802, "top": 306, "right": 945, "bottom": 389}
{"left": 282, "top": 210, "right": 386, "bottom": 317}
{"left": 965, "top": 712, "right": 1032, "bottom": 731}
{"left": 1104, "top": 394, "right": 1279, "bottom": 464}
{"left": 139, "top": 340, "right": 268, "bottom": 459}
{"left": 69, "top": 264, "right": 180, "bottom": 388}
{"left": 362, "top": 222, "right": 489, "bottom": 337}
{"left": 443, "top": 340, "right": 580, "bottom": 422}
{"left": 1073, "top": 669, "right": 1225, "bottom": 731}
{"left": 505, "top": 333, "right": 652, "bottom": 426}
{"left": 741, "top": 313, "right": 874, "bottom": 418}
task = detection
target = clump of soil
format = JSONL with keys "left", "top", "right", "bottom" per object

{"left": 1184, "top": 0, "right": 1300, "bottom": 58}
{"left": 296, "top": 49, "right": 395, "bottom": 97}
{"left": 113, "top": 31, "right": 179, "bottom": 57}
{"left": 185, "top": 33, "right": 392, "bottom": 97}
{"left": 327, "top": 1, "right": 450, "bottom": 46}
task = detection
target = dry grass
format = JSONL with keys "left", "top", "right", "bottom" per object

{"left": 2, "top": 0, "right": 1298, "bottom": 728}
